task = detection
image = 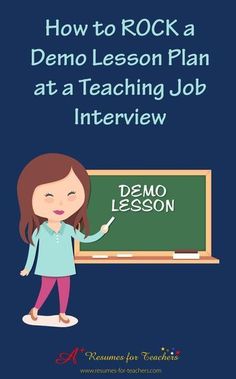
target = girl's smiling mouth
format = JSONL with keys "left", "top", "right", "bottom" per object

{"left": 53, "top": 210, "right": 65, "bottom": 215}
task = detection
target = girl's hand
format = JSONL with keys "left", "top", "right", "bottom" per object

{"left": 20, "top": 268, "right": 29, "bottom": 276}
{"left": 100, "top": 224, "right": 109, "bottom": 234}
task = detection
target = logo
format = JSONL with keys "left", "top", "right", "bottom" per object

{"left": 55, "top": 346, "right": 181, "bottom": 365}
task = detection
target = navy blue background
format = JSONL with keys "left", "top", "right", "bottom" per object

{"left": 2, "top": 1, "right": 234, "bottom": 378}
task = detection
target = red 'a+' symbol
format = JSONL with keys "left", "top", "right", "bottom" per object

{"left": 55, "top": 347, "right": 86, "bottom": 365}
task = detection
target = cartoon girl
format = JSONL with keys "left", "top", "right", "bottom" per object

{"left": 17, "top": 153, "right": 109, "bottom": 324}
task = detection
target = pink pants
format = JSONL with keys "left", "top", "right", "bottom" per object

{"left": 35, "top": 276, "right": 70, "bottom": 313}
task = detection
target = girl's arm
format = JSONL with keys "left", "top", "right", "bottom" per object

{"left": 24, "top": 230, "right": 39, "bottom": 272}
{"left": 72, "top": 228, "right": 106, "bottom": 243}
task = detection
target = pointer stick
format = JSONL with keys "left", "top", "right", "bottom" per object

{"left": 106, "top": 216, "right": 115, "bottom": 227}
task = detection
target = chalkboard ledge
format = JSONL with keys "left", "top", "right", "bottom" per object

{"left": 74, "top": 256, "right": 219, "bottom": 264}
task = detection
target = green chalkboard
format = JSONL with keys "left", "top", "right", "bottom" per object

{"left": 81, "top": 174, "right": 206, "bottom": 251}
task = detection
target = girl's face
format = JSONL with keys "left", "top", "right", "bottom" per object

{"left": 32, "top": 169, "right": 85, "bottom": 222}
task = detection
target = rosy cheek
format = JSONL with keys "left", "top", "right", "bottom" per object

{"left": 44, "top": 197, "right": 54, "bottom": 204}
{"left": 68, "top": 194, "right": 77, "bottom": 202}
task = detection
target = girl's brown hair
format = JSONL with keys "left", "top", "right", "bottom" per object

{"left": 17, "top": 153, "right": 90, "bottom": 244}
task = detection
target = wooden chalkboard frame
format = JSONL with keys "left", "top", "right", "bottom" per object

{"left": 74, "top": 170, "right": 219, "bottom": 264}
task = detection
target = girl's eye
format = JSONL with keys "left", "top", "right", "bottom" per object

{"left": 45, "top": 193, "right": 54, "bottom": 197}
{"left": 67, "top": 191, "right": 76, "bottom": 196}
